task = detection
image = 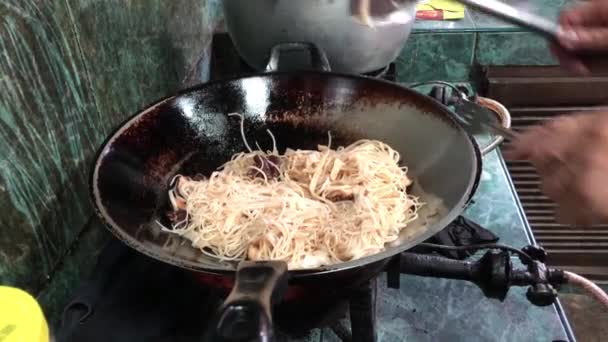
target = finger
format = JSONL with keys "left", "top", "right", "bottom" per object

{"left": 548, "top": 113, "right": 608, "bottom": 226}
{"left": 519, "top": 115, "right": 586, "bottom": 194}
{"left": 553, "top": 128, "right": 607, "bottom": 226}
{"left": 559, "top": 27, "right": 608, "bottom": 51}
{"left": 559, "top": 2, "right": 608, "bottom": 27}
{"left": 543, "top": 114, "right": 588, "bottom": 151}
{"left": 503, "top": 125, "right": 550, "bottom": 160}
{"left": 554, "top": 204, "right": 580, "bottom": 226}
{"left": 539, "top": 115, "right": 592, "bottom": 175}
{"left": 553, "top": 181, "right": 607, "bottom": 226}
{"left": 575, "top": 143, "right": 608, "bottom": 223}
{"left": 549, "top": 43, "right": 590, "bottom": 76}
{"left": 506, "top": 114, "right": 586, "bottom": 163}
{"left": 503, "top": 142, "right": 529, "bottom": 161}
{"left": 522, "top": 127, "right": 566, "bottom": 172}
{"left": 503, "top": 132, "right": 531, "bottom": 160}
{"left": 537, "top": 148, "right": 576, "bottom": 205}
{"left": 552, "top": 174, "right": 596, "bottom": 226}
{"left": 554, "top": 203, "right": 599, "bottom": 227}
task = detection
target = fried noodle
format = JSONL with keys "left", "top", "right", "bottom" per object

{"left": 164, "top": 114, "right": 422, "bottom": 269}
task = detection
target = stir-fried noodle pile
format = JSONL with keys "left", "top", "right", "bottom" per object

{"left": 165, "top": 114, "right": 422, "bottom": 269}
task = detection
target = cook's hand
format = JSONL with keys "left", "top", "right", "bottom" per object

{"left": 506, "top": 112, "right": 608, "bottom": 225}
{"left": 554, "top": 1, "right": 608, "bottom": 75}
{"left": 351, "top": 0, "right": 408, "bottom": 26}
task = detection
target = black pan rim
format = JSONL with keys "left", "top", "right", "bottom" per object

{"left": 89, "top": 71, "right": 482, "bottom": 277}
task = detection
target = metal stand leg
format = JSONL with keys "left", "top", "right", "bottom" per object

{"left": 330, "top": 321, "right": 353, "bottom": 342}
{"left": 349, "top": 279, "right": 377, "bottom": 342}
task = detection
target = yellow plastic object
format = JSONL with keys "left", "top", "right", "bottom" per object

{"left": 0, "top": 286, "right": 49, "bottom": 342}
{"left": 416, "top": 0, "right": 465, "bottom": 20}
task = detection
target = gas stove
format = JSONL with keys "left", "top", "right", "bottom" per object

{"left": 57, "top": 224, "right": 564, "bottom": 342}
{"left": 56, "top": 34, "right": 574, "bottom": 342}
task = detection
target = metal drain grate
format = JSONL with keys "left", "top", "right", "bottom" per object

{"left": 506, "top": 158, "right": 608, "bottom": 281}
{"left": 480, "top": 66, "right": 608, "bottom": 282}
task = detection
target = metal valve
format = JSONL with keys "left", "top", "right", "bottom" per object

{"left": 516, "top": 245, "right": 565, "bottom": 307}
{"left": 395, "top": 244, "right": 567, "bottom": 306}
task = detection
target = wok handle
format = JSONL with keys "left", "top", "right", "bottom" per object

{"left": 475, "top": 96, "right": 512, "bottom": 155}
{"left": 265, "top": 42, "right": 332, "bottom": 72}
{"left": 209, "top": 261, "right": 288, "bottom": 342}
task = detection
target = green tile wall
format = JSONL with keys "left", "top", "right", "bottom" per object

{"left": 0, "top": 0, "right": 219, "bottom": 320}
{"left": 399, "top": 0, "right": 575, "bottom": 80}
{"left": 1, "top": 0, "right": 98, "bottom": 292}
{"left": 470, "top": 0, "right": 573, "bottom": 31}
{"left": 469, "top": 0, "right": 572, "bottom": 67}
{"left": 396, "top": 33, "right": 475, "bottom": 83}
{"left": 67, "top": 0, "right": 218, "bottom": 118}
{"left": 412, "top": 10, "right": 477, "bottom": 33}
{"left": 475, "top": 32, "right": 557, "bottom": 66}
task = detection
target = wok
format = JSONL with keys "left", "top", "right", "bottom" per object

{"left": 222, "top": 0, "right": 417, "bottom": 74}
{"left": 91, "top": 43, "right": 495, "bottom": 340}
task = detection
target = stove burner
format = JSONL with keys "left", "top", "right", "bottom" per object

{"left": 275, "top": 299, "right": 349, "bottom": 337}
{"left": 273, "top": 279, "right": 378, "bottom": 342}
{"left": 58, "top": 231, "right": 564, "bottom": 342}
{"left": 349, "top": 279, "right": 377, "bottom": 342}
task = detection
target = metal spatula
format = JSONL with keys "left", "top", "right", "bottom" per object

{"left": 453, "top": 98, "right": 518, "bottom": 140}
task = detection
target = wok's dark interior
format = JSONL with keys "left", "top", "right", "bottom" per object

{"left": 92, "top": 72, "right": 480, "bottom": 274}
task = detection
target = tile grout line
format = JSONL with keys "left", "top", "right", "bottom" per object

{"left": 34, "top": 214, "right": 97, "bottom": 298}
{"left": 471, "top": 31, "right": 479, "bottom": 67}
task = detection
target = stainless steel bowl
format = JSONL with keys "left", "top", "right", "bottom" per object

{"left": 221, "top": 0, "right": 417, "bottom": 74}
